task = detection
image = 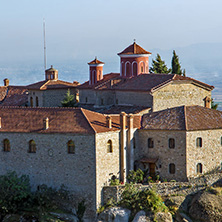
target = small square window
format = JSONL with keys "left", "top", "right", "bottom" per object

{"left": 169, "top": 163, "right": 175, "bottom": 174}
{"left": 148, "top": 138, "right": 154, "bottom": 148}
{"left": 196, "top": 137, "right": 202, "bottom": 148}
{"left": 169, "top": 138, "right": 175, "bottom": 149}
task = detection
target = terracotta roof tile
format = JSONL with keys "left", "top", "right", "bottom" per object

{"left": 79, "top": 73, "right": 213, "bottom": 92}
{"left": 88, "top": 57, "right": 104, "bottom": 65}
{"left": 45, "top": 65, "right": 57, "bottom": 72}
{"left": 0, "top": 87, "right": 8, "bottom": 101}
{"left": 0, "top": 86, "right": 28, "bottom": 106}
{"left": 27, "top": 80, "right": 79, "bottom": 90}
{"left": 112, "top": 74, "right": 174, "bottom": 91}
{"left": 142, "top": 105, "right": 222, "bottom": 131}
{"left": 0, "top": 107, "right": 94, "bottom": 134}
{"left": 78, "top": 73, "right": 120, "bottom": 89}
{"left": 112, "top": 74, "right": 213, "bottom": 92}
{"left": 118, "top": 42, "right": 151, "bottom": 55}
{"left": 0, "top": 107, "right": 141, "bottom": 134}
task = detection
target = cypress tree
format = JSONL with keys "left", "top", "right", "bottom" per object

{"left": 171, "top": 50, "right": 182, "bottom": 75}
{"left": 150, "top": 54, "right": 171, "bottom": 74}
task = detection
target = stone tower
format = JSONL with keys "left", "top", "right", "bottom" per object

{"left": 45, "top": 65, "right": 58, "bottom": 81}
{"left": 88, "top": 57, "right": 104, "bottom": 85}
{"left": 118, "top": 41, "right": 152, "bottom": 77}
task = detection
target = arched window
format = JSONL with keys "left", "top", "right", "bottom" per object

{"left": 29, "top": 140, "right": 36, "bottom": 153}
{"left": 121, "top": 63, "right": 124, "bottom": 76}
{"left": 36, "top": 97, "right": 39, "bottom": 107}
{"left": 101, "top": 98, "right": 104, "bottom": 105}
{"left": 107, "top": 140, "right": 113, "bottom": 153}
{"left": 67, "top": 140, "right": 75, "bottom": 154}
{"left": 92, "top": 70, "right": 96, "bottom": 84}
{"left": 141, "top": 65, "right": 144, "bottom": 73}
{"left": 30, "top": 97, "right": 33, "bottom": 107}
{"left": 85, "top": 97, "right": 88, "bottom": 103}
{"left": 148, "top": 138, "right": 154, "bottom": 148}
{"left": 169, "top": 163, "right": 175, "bottom": 174}
{"left": 196, "top": 163, "right": 203, "bottom": 174}
{"left": 126, "top": 62, "right": 131, "bottom": 76}
{"left": 196, "top": 137, "right": 202, "bottom": 148}
{"left": 3, "top": 139, "right": 10, "bottom": 152}
{"left": 133, "top": 62, "right": 137, "bottom": 76}
{"left": 169, "top": 138, "right": 175, "bottom": 149}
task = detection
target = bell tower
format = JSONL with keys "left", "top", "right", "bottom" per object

{"left": 118, "top": 41, "right": 151, "bottom": 77}
{"left": 88, "top": 57, "right": 104, "bottom": 85}
{"left": 45, "top": 65, "right": 58, "bottom": 81}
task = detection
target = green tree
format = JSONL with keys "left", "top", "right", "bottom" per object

{"left": 171, "top": 50, "right": 185, "bottom": 76}
{"left": 0, "top": 171, "right": 32, "bottom": 214}
{"left": 211, "top": 99, "right": 218, "bottom": 110}
{"left": 61, "top": 89, "right": 77, "bottom": 107}
{"left": 150, "top": 54, "right": 171, "bottom": 74}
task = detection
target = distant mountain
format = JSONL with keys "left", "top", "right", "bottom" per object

{"left": 0, "top": 42, "right": 222, "bottom": 99}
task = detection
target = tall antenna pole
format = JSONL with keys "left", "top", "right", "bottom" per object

{"left": 43, "top": 18, "right": 47, "bottom": 70}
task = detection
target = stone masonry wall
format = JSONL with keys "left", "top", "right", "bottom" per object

{"left": 95, "top": 131, "right": 121, "bottom": 208}
{"left": 153, "top": 82, "right": 211, "bottom": 112}
{"left": 0, "top": 132, "right": 96, "bottom": 219}
{"left": 186, "top": 129, "right": 222, "bottom": 177}
{"left": 79, "top": 89, "right": 96, "bottom": 105}
{"left": 137, "top": 130, "right": 187, "bottom": 181}
{"left": 43, "top": 88, "right": 76, "bottom": 107}
{"left": 28, "top": 90, "right": 44, "bottom": 107}
{"left": 115, "top": 91, "right": 153, "bottom": 107}
{"left": 95, "top": 91, "right": 115, "bottom": 106}
{"left": 103, "top": 173, "right": 222, "bottom": 205}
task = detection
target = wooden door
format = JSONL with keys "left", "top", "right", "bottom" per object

{"left": 149, "top": 163, "right": 155, "bottom": 178}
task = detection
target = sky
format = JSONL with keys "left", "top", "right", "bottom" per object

{"left": 0, "top": 0, "right": 222, "bottom": 86}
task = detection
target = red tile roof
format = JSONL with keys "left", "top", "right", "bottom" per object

{"left": 78, "top": 73, "right": 121, "bottom": 89}
{"left": 0, "top": 107, "right": 141, "bottom": 134}
{"left": 112, "top": 74, "right": 213, "bottom": 92}
{"left": 0, "top": 86, "right": 28, "bottom": 106}
{"left": 118, "top": 42, "right": 151, "bottom": 55}
{"left": 88, "top": 57, "right": 104, "bottom": 65}
{"left": 142, "top": 105, "right": 222, "bottom": 131}
{"left": 27, "top": 80, "right": 79, "bottom": 90}
{"left": 0, "top": 87, "right": 8, "bottom": 101}
{"left": 78, "top": 73, "right": 213, "bottom": 92}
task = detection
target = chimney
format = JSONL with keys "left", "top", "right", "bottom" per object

{"left": 3, "top": 78, "right": 9, "bottom": 87}
{"left": 204, "top": 96, "right": 211, "bottom": 108}
{"left": 106, "top": 115, "right": 112, "bottom": 128}
{"left": 44, "top": 117, "right": 49, "bottom": 130}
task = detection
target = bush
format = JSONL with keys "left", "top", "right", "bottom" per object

{"left": 76, "top": 200, "right": 86, "bottom": 222}
{"left": 127, "top": 169, "right": 144, "bottom": 184}
{"left": 34, "top": 184, "right": 70, "bottom": 211}
{"left": 119, "top": 183, "right": 168, "bottom": 219}
{"left": 109, "top": 175, "right": 120, "bottom": 186}
{"left": 0, "top": 171, "right": 32, "bottom": 214}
